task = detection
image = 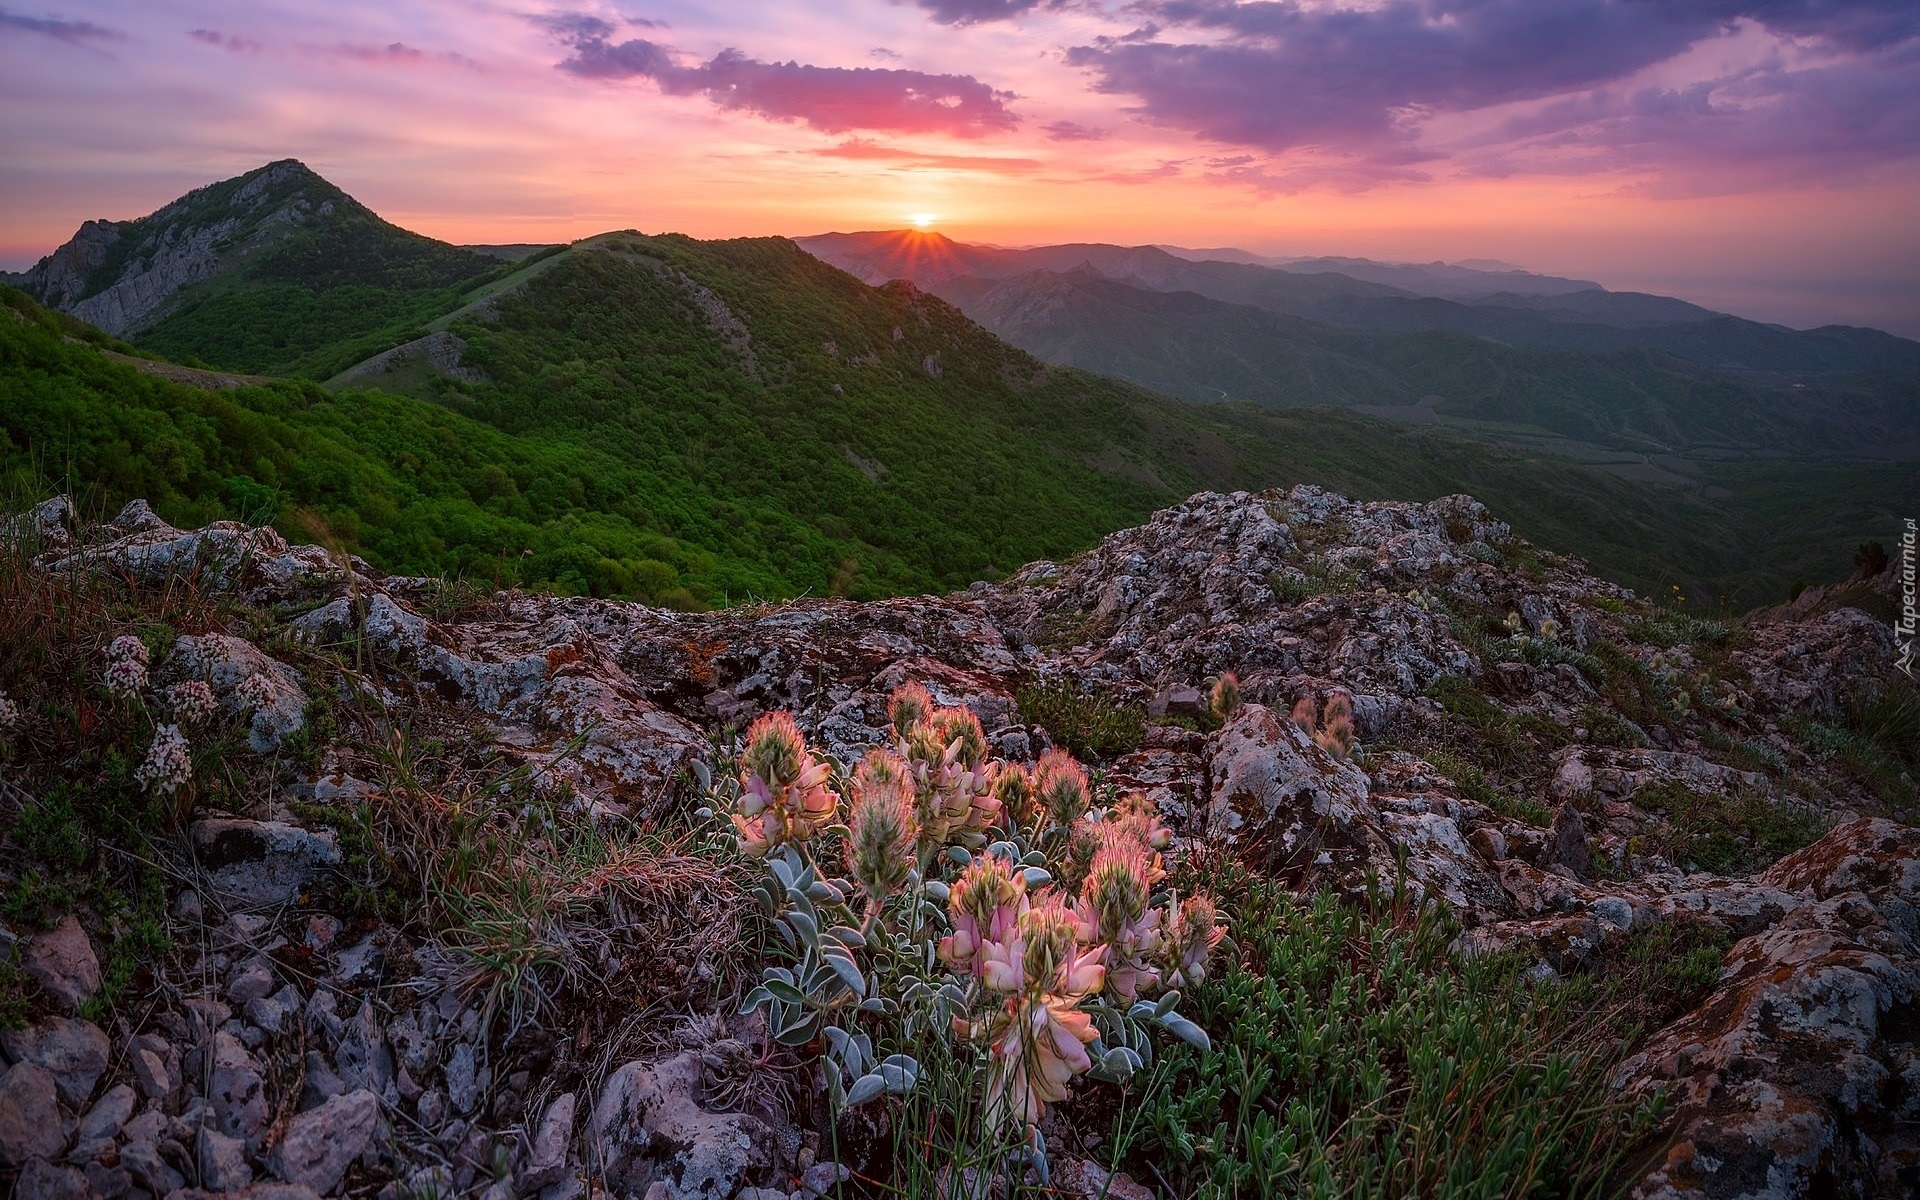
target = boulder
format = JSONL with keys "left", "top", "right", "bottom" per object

{"left": 592, "top": 1053, "right": 785, "bottom": 1200}
{"left": 190, "top": 818, "right": 342, "bottom": 906}
{"left": 21, "top": 915, "right": 100, "bottom": 1012}
{"left": 0, "top": 1016, "right": 109, "bottom": 1107}
{"left": 267, "top": 1088, "right": 381, "bottom": 1194}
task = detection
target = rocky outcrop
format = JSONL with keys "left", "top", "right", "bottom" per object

{"left": 7, "top": 485, "right": 1913, "bottom": 1198}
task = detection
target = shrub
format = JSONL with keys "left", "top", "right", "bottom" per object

{"left": 706, "top": 686, "right": 1219, "bottom": 1178}
{"left": 1122, "top": 871, "right": 1664, "bottom": 1198}
{"left": 1015, "top": 677, "right": 1147, "bottom": 760}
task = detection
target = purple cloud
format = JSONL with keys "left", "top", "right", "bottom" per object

{"left": 528, "top": 12, "right": 621, "bottom": 42}
{"left": 0, "top": 7, "right": 123, "bottom": 44}
{"left": 189, "top": 29, "right": 263, "bottom": 54}
{"left": 913, "top": 0, "right": 1048, "bottom": 26}
{"left": 1043, "top": 119, "right": 1108, "bottom": 141}
{"left": 1066, "top": 0, "right": 1920, "bottom": 185}
{"left": 557, "top": 36, "right": 1019, "bottom": 136}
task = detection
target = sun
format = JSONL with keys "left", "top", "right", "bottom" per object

{"left": 908, "top": 213, "right": 937, "bottom": 229}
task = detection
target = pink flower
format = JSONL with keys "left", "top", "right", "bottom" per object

{"left": 1161, "top": 894, "right": 1227, "bottom": 988}
{"left": 846, "top": 756, "right": 916, "bottom": 902}
{"left": 136, "top": 724, "right": 192, "bottom": 796}
{"left": 1032, "top": 749, "right": 1090, "bottom": 829}
{"left": 886, "top": 682, "right": 934, "bottom": 741}
{"left": 731, "top": 711, "right": 838, "bottom": 856}
{"left": 940, "top": 855, "right": 1026, "bottom": 979}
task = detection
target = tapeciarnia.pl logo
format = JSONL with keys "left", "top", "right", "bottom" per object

{"left": 1899, "top": 518, "right": 1916, "bottom": 680}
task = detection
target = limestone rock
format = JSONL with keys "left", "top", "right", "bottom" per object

{"left": 190, "top": 818, "right": 342, "bottom": 907}
{"left": 593, "top": 1052, "right": 785, "bottom": 1200}
{"left": 21, "top": 915, "right": 100, "bottom": 1012}
{"left": 268, "top": 1088, "right": 381, "bottom": 1194}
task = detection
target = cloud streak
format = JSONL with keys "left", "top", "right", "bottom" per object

{"left": 556, "top": 34, "right": 1019, "bottom": 136}
{"left": 1, "top": 7, "right": 124, "bottom": 45}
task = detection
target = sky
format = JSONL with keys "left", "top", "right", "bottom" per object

{"left": 2, "top": 1, "right": 1918, "bottom": 334}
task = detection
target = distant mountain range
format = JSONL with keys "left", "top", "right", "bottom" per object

{"left": 796, "top": 230, "right": 1920, "bottom": 458}
{"left": 4, "top": 161, "right": 1916, "bottom": 607}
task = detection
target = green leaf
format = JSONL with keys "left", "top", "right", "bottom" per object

{"left": 1159, "top": 1012, "right": 1212, "bottom": 1052}
{"left": 844, "top": 1073, "right": 887, "bottom": 1109}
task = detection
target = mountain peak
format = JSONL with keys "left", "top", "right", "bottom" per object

{"left": 14, "top": 159, "right": 491, "bottom": 344}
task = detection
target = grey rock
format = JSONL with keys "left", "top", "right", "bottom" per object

{"left": 301, "top": 1050, "right": 347, "bottom": 1110}
{"left": 228, "top": 958, "right": 277, "bottom": 1004}
{"left": 245, "top": 992, "right": 289, "bottom": 1036}
{"left": 198, "top": 1123, "right": 255, "bottom": 1190}
{"left": 335, "top": 998, "right": 393, "bottom": 1093}
{"left": 799, "top": 1161, "right": 851, "bottom": 1197}
{"left": 444, "top": 1042, "right": 480, "bottom": 1116}
{"left": 1549, "top": 802, "right": 1593, "bottom": 881}
{"left": 519, "top": 1091, "right": 576, "bottom": 1191}
{"left": 120, "top": 1137, "right": 186, "bottom": 1196}
{"left": 170, "top": 632, "right": 308, "bottom": 751}
{"left": 593, "top": 1052, "right": 784, "bottom": 1200}
{"left": 84, "top": 1160, "right": 132, "bottom": 1198}
{"left": 1590, "top": 897, "right": 1635, "bottom": 932}
{"left": 22, "top": 915, "right": 100, "bottom": 1012}
{"left": 190, "top": 818, "right": 341, "bottom": 907}
{"left": 16, "top": 1157, "right": 88, "bottom": 1200}
{"left": 415, "top": 1088, "right": 448, "bottom": 1129}
{"left": 71, "top": 1082, "right": 137, "bottom": 1160}
{"left": 0, "top": 1016, "right": 109, "bottom": 1107}
{"left": 332, "top": 936, "right": 381, "bottom": 985}
{"left": 208, "top": 1031, "right": 269, "bottom": 1147}
{"left": 0, "top": 1062, "right": 64, "bottom": 1165}
{"left": 130, "top": 1033, "right": 181, "bottom": 1103}
{"left": 267, "top": 1088, "right": 381, "bottom": 1195}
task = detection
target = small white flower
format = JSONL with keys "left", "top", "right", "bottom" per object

{"left": 104, "top": 657, "right": 149, "bottom": 701}
{"left": 0, "top": 693, "right": 21, "bottom": 731}
{"left": 166, "top": 680, "right": 217, "bottom": 725}
{"left": 136, "top": 723, "right": 192, "bottom": 796}
{"left": 107, "top": 635, "right": 149, "bottom": 666}
{"left": 234, "top": 673, "right": 276, "bottom": 712}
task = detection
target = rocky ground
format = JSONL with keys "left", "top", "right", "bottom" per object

{"left": 0, "top": 487, "right": 1914, "bottom": 1199}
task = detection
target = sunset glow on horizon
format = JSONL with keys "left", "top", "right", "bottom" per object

{"left": 2, "top": 1, "right": 1917, "bottom": 333}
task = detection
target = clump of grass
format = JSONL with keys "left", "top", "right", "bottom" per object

{"left": 1423, "top": 676, "right": 1532, "bottom": 770}
{"left": 1016, "top": 677, "right": 1147, "bottom": 760}
{"left": 346, "top": 733, "right": 745, "bottom": 1033}
{"left": 1634, "top": 780, "right": 1829, "bottom": 874}
{"left": 1582, "top": 705, "right": 1650, "bottom": 749}
{"left": 1120, "top": 870, "right": 1666, "bottom": 1199}
{"left": 1426, "top": 749, "right": 1553, "bottom": 826}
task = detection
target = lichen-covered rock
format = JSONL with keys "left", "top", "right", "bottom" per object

{"left": 191, "top": 818, "right": 342, "bottom": 906}
{"left": 170, "top": 632, "right": 308, "bottom": 751}
{"left": 592, "top": 1053, "right": 788, "bottom": 1200}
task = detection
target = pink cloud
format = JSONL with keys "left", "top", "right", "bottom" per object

{"left": 555, "top": 35, "right": 1019, "bottom": 137}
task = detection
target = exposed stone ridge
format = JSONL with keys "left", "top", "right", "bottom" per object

{"left": 14, "top": 160, "right": 331, "bottom": 335}
{"left": 5, "top": 486, "right": 1914, "bottom": 1197}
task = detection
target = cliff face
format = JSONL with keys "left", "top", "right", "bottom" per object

{"left": 3, "top": 488, "right": 1915, "bottom": 1197}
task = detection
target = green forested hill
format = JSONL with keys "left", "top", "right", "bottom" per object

{"left": 7, "top": 266, "right": 1909, "bottom": 610}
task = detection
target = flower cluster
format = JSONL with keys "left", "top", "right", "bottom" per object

{"left": 1291, "top": 692, "right": 1356, "bottom": 759}
{"left": 731, "top": 712, "right": 837, "bottom": 858}
{"left": 166, "top": 680, "right": 218, "bottom": 726}
{"left": 726, "top": 683, "right": 1226, "bottom": 1152}
{"left": 234, "top": 672, "right": 277, "bottom": 713}
{"left": 0, "top": 692, "right": 21, "bottom": 732}
{"left": 135, "top": 724, "right": 192, "bottom": 796}
{"left": 104, "top": 635, "right": 150, "bottom": 701}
